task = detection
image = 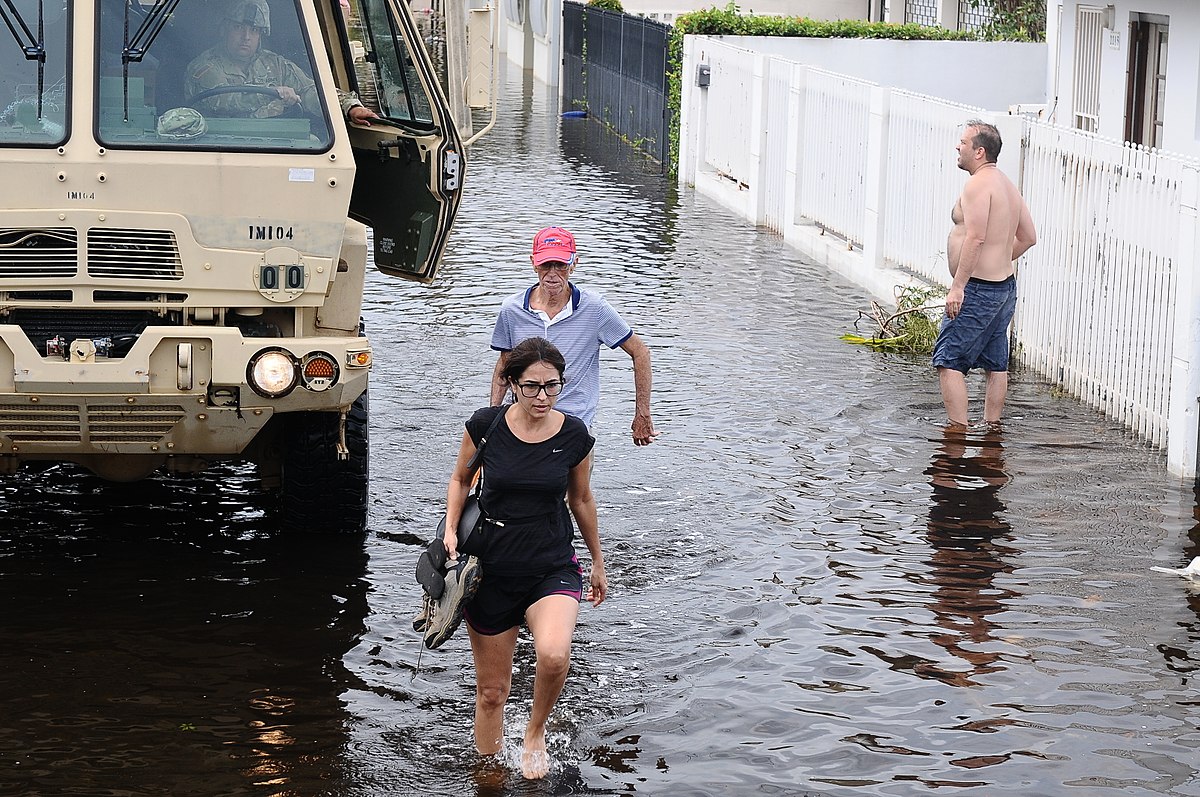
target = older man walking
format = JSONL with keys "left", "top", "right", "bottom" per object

{"left": 489, "top": 226, "right": 656, "bottom": 447}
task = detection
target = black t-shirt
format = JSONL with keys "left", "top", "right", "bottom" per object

{"left": 460, "top": 405, "right": 594, "bottom": 575}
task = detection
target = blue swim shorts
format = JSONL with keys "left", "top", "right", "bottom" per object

{"left": 464, "top": 558, "right": 583, "bottom": 635}
{"left": 931, "top": 275, "right": 1017, "bottom": 374}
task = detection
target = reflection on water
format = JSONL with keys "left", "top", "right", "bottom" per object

{"left": 0, "top": 466, "right": 369, "bottom": 796}
{"left": 921, "top": 426, "right": 1016, "bottom": 687}
{"left": 2, "top": 67, "right": 1200, "bottom": 797}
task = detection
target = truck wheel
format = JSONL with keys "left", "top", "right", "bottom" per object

{"left": 280, "top": 391, "right": 369, "bottom": 534}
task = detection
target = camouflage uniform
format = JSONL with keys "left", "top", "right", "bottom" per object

{"left": 185, "top": 47, "right": 366, "bottom": 120}
{"left": 184, "top": 47, "right": 322, "bottom": 119}
{"left": 184, "top": 0, "right": 365, "bottom": 121}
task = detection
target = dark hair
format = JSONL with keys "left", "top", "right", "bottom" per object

{"left": 966, "top": 120, "right": 1002, "bottom": 163}
{"left": 502, "top": 337, "right": 566, "bottom": 384}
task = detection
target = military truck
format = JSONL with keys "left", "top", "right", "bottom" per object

{"left": 0, "top": 0, "right": 474, "bottom": 532}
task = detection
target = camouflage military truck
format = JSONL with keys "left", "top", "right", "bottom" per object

{"left": 0, "top": 0, "right": 469, "bottom": 532}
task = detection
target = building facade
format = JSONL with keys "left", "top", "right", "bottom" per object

{"left": 1048, "top": 1, "right": 1200, "bottom": 157}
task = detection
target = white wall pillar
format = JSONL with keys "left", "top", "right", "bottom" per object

{"left": 884, "top": 0, "right": 904, "bottom": 23}
{"left": 936, "top": 0, "right": 958, "bottom": 29}
{"left": 748, "top": 54, "right": 769, "bottom": 225}
{"left": 681, "top": 37, "right": 700, "bottom": 188}
{"left": 990, "top": 112, "right": 1026, "bottom": 187}
{"left": 1045, "top": 1, "right": 1064, "bottom": 125}
{"left": 531, "top": 0, "right": 562, "bottom": 86}
{"left": 862, "top": 85, "right": 890, "bottom": 269}
{"left": 783, "top": 63, "right": 808, "bottom": 232}
{"left": 502, "top": 1, "right": 526, "bottom": 69}
{"left": 1167, "top": 165, "right": 1200, "bottom": 478}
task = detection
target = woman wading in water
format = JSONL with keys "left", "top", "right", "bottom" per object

{"left": 442, "top": 336, "right": 607, "bottom": 778}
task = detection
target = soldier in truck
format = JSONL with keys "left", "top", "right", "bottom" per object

{"left": 185, "top": 0, "right": 376, "bottom": 124}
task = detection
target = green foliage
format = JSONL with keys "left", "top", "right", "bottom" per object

{"left": 841, "top": 283, "right": 946, "bottom": 355}
{"left": 667, "top": 4, "right": 986, "bottom": 176}
{"left": 674, "top": 6, "right": 981, "bottom": 40}
{"left": 588, "top": 0, "right": 624, "bottom": 12}
{"left": 973, "top": 0, "right": 1046, "bottom": 42}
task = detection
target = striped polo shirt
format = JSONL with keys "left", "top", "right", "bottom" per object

{"left": 490, "top": 284, "right": 633, "bottom": 427}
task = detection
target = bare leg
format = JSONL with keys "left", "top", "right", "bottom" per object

{"left": 468, "top": 625, "right": 519, "bottom": 756}
{"left": 937, "top": 367, "right": 970, "bottom": 427}
{"left": 520, "top": 594, "right": 580, "bottom": 779}
{"left": 983, "top": 370, "right": 1008, "bottom": 424}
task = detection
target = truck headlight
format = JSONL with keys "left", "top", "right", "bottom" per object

{"left": 248, "top": 349, "right": 298, "bottom": 398}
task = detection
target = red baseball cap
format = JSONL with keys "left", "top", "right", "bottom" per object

{"left": 531, "top": 226, "right": 577, "bottom": 267}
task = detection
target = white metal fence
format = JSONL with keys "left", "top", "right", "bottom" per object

{"left": 797, "top": 68, "right": 873, "bottom": 246}
{"left": 678, "top": 36, "right": 1200, "bottom": 476}
{"left": 1016, "top": 124, "right": 1192, "bottom": 447}
{"left": 883, "top": 90, "right": 985, "bottom": 283}
{"left": 761, "top": 59, "right": 793, "bottom": 232}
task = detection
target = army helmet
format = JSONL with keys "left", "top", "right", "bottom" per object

{"left": 156, "top": 107, "right": 207, "bottom": 139}
{"left": 225, "top": 0, "right": 270, "bottom": 35}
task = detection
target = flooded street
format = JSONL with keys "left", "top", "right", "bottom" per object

{"left": 3, "top": 68, "right": 1200, "bottom": 796}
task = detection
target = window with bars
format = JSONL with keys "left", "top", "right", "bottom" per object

{"left": 1073, "top": 6, "right": 1105, "bottom": 132}
{"left": 958, "top": 0, "right": 994, "bottom": 31}
{"left": 905, "top": 0, "right": 938, "bottom": 25}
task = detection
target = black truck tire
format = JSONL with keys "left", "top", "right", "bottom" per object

{"left": 279, "top": 390, "right": 369, "bottom": 533}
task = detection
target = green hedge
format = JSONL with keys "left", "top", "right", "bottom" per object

{"left": 666, "top": 7, "right": 985, "bottom": 177}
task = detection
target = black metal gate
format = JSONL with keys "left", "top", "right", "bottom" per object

{"left": 562, "top": 2, "right": 671, "bottom": 171}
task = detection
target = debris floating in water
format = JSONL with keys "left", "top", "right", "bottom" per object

{"left": 1150, "top": 556, "right": 1200, "bottom": 579}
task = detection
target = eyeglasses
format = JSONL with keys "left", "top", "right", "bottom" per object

{"left": 536, "top": 261, "right": 571, "bottom": 272}
{"left": 516, "top": 380, "right": 564, "bottom": 397}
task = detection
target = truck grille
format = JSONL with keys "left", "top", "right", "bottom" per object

{"left": 87, "top": 228, "right": 184, "bottom": 280}
{"left": 0, "top": 228, "right": 78, "bottom": 278}
{"left": 0, "top": 403, "right": 186, "bottom": 444}
{"left": 11, "top": 309, "right": 162, "bottom": 356}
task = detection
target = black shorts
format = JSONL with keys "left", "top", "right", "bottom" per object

{"left": 464, "top": 558, "right": 583, "bottom": 635}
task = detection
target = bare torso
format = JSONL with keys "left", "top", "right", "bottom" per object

{"left": 947, "top": 164, "right": 1025, "bottom": 281}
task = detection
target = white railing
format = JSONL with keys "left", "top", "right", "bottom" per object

{"left": 678, "top": 35, "right": 1200, "bottom": 476}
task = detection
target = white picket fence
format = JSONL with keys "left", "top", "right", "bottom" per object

{"left": 882, "top": 90, "right": 986, "bottom": 284}
{"left": 678, "top": 36, "right": 1200, "bottom": 476}
{"left": 1016, "top": 125, "right": 1196, "bottom": 448}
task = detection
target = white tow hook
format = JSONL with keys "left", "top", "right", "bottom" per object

{"left": 69, "top": 339, "right": 97, "bottom": 363}
{"left": 177, "top": 343, "right": 193, "bottom": 391}
{"left": 336, "top": 409, "right": 349, "bottom": 461}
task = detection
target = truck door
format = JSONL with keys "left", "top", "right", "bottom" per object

{"left": 341, "top": 0, "right": 464, "bottom": 284}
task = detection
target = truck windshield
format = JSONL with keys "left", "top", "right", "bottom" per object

{"left": 0, "top": 0, "right": 69, "bottom": 146}
{"left": 95, "top": 0, "right": 333, "bottom": 151}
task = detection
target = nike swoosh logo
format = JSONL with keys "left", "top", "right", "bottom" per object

{"left": 552, "top": 448, "right": 564, "bottom": 453}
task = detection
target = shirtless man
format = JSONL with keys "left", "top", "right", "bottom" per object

{"left": 932, "top": 120, "right": 1037, "bottom": 427}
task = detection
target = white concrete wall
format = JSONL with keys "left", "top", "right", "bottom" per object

{"left": 721, "top": 36, "right": 1047, "bottom": 110}
{"left": 500, "top": 0, "right": 562, "bottom": 86}
{"left": 1051, "top": 0, "right": 1200, "bottom": 158}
